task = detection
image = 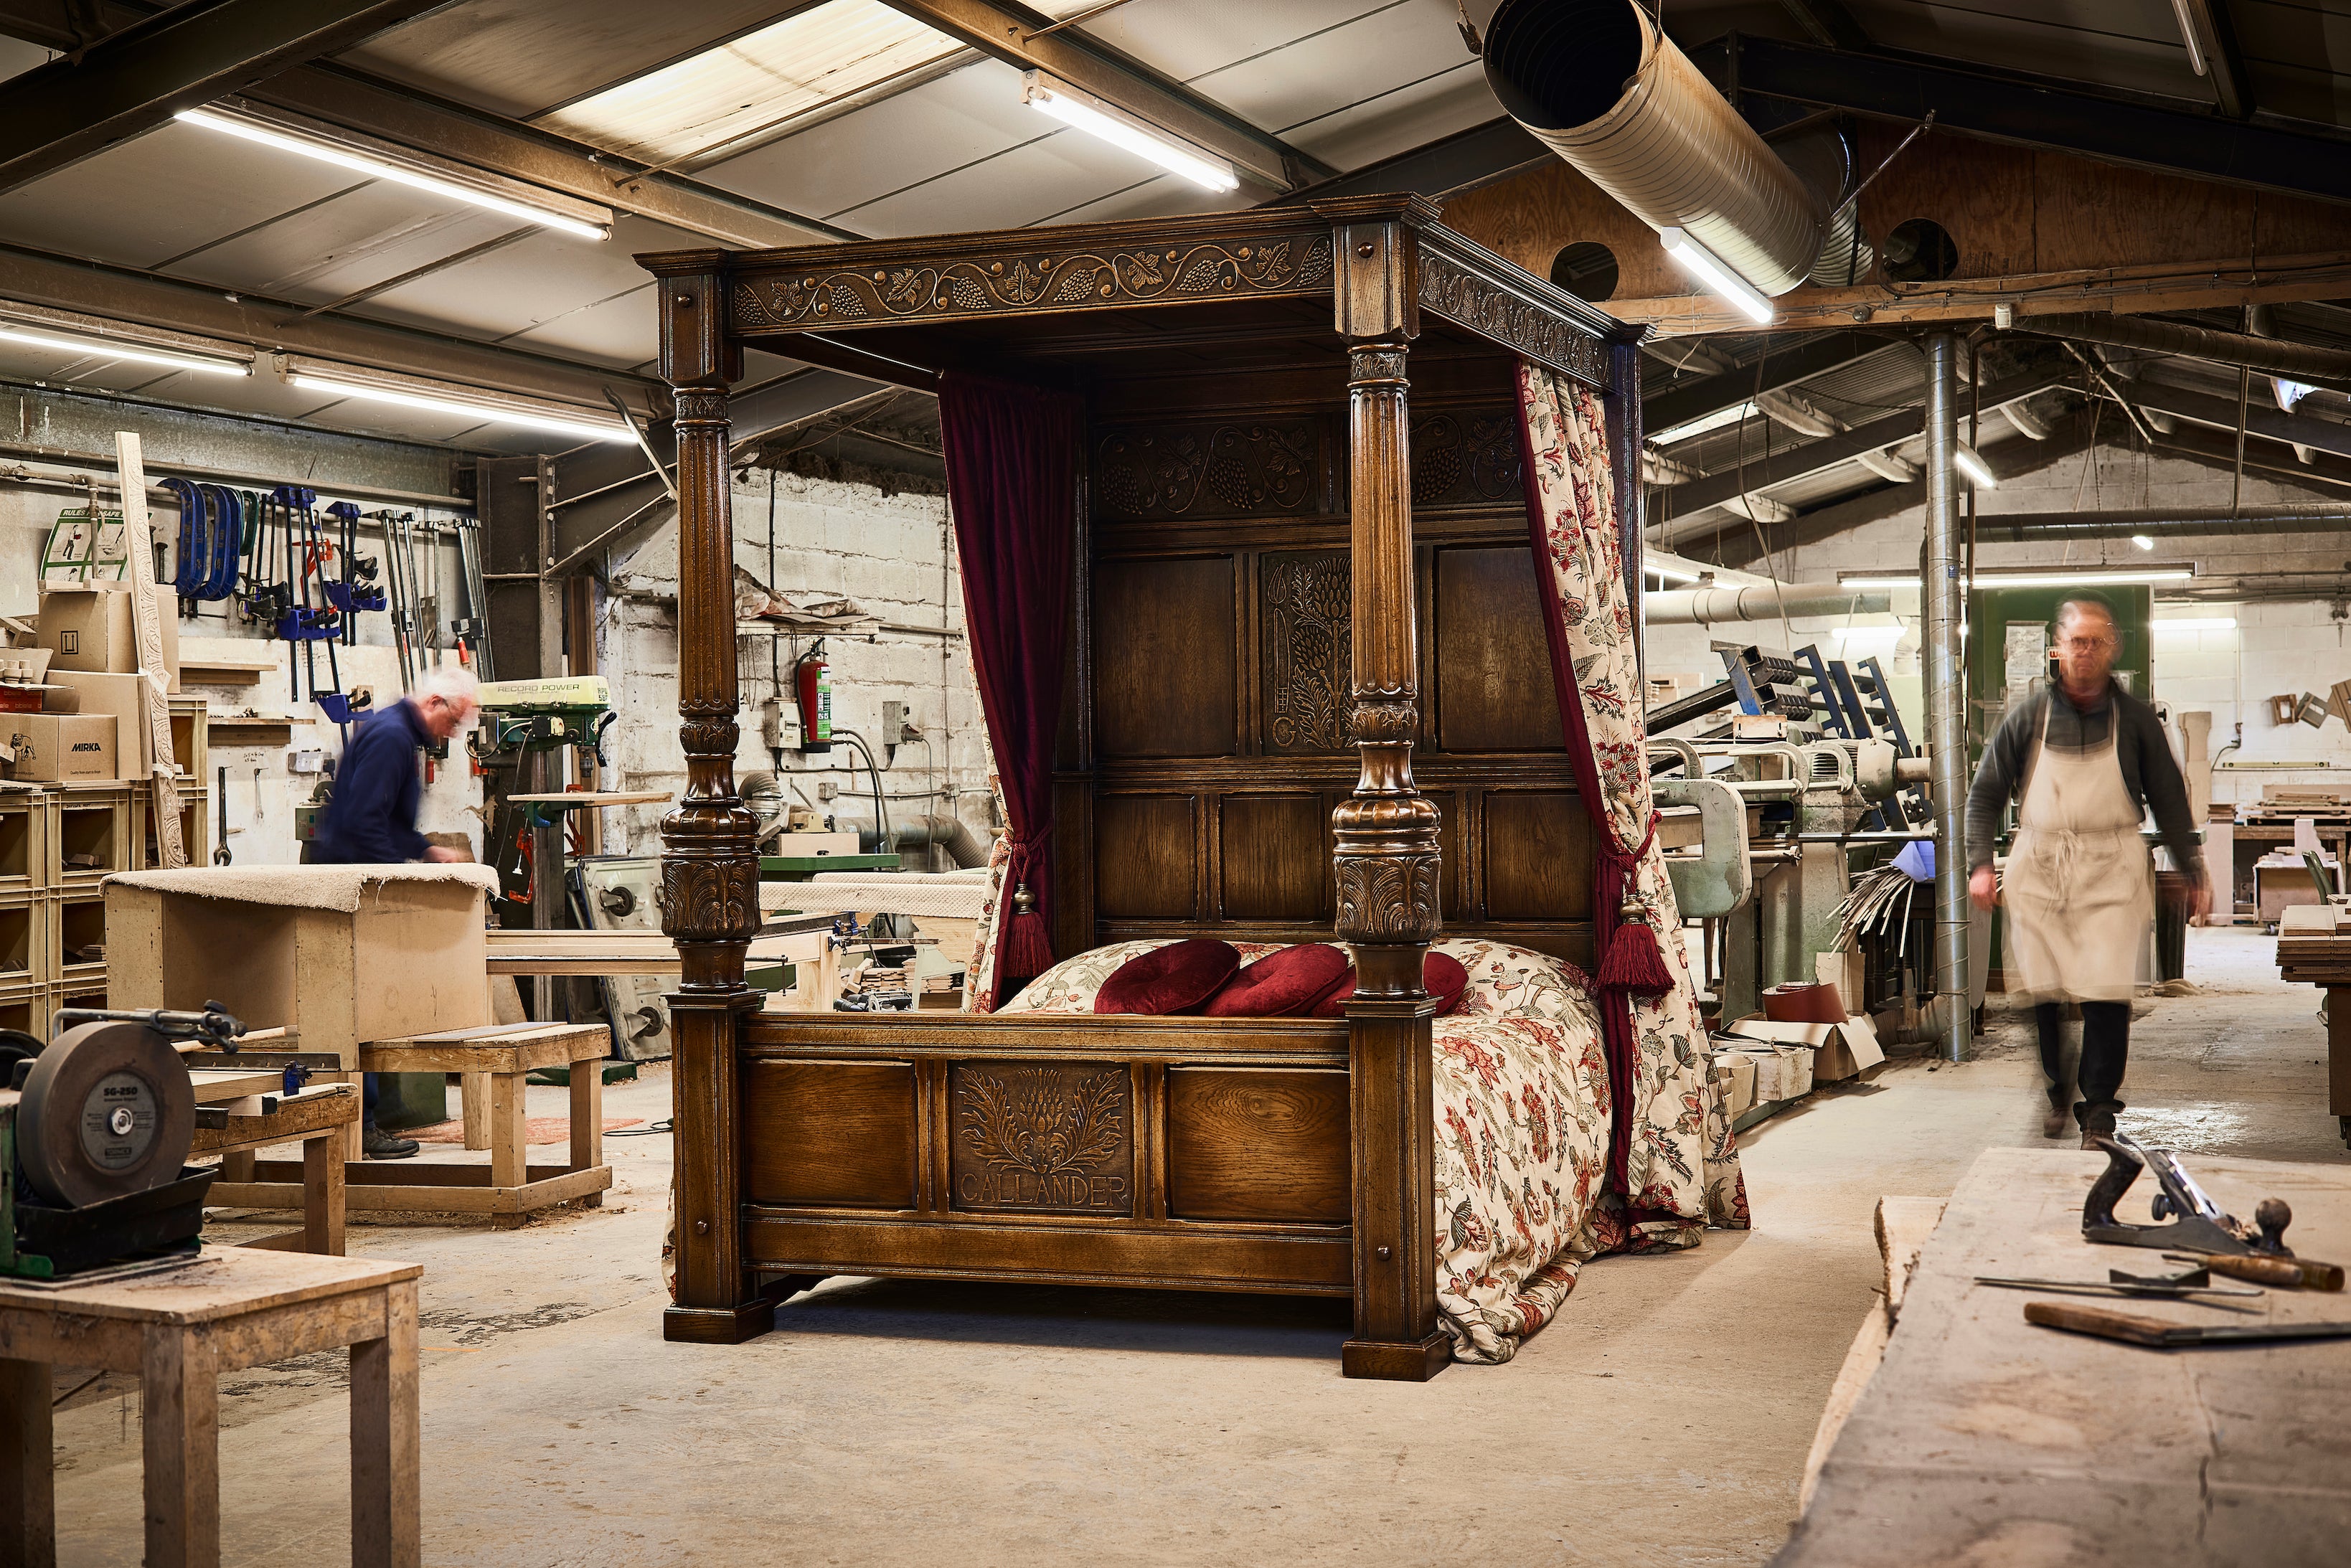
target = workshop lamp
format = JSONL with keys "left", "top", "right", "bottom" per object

{"left": 176, "top": 108, "right": 612, "bottom": 241}
{"left": 1951, "top": 440, "right": 1997, "bottom": 488}
{"left": 278, "top": 358, "right": 636, "bottom": 443}
{"left": 0, "top": 320, "right": 250, "bottom": 377}
{"left": 1658, "top": 228, "right": 1774, "bottom": 324}
{"left": 1023, "top": 71, "right": 1240, "bottom": 193}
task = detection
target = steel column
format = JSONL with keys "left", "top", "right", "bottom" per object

{"left": 1923, "top": 332, "right": 1970, "bottom": 1064}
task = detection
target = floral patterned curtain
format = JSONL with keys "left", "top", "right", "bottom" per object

{"left": 1515, "top": 362, "right": 1747, "bottom": 1246}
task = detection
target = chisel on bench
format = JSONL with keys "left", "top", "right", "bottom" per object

{"left": 2026, "top": 1300, "right": 2351, "bottom": 1347}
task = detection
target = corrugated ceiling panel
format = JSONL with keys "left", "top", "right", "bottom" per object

{"left": 159, "top": 194, "right": 516, "bottom": 307}
{"left": 1850, "top": 0, "right": 2213, "bottom": 103}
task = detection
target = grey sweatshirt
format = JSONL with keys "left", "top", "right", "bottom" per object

{"left": 1963, "top": 677, "right": 2204, "bottom": 882}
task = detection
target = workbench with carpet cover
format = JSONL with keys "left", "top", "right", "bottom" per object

{"left": 638, "top": 198, "right": 1743, "bottom": 1377}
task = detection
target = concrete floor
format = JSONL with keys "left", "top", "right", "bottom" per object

{"left": 40, "top": 927, "right": 2345, "bottom": 1566}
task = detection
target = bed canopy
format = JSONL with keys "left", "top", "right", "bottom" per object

{"left": 639, "top": 195, "right": 1740, "bottom": 1379}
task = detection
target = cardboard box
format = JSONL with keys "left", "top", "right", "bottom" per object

{"left": 46, "top": 669, "right": 151, "bottom": 781}
{"left": 1815, "top": 948, "right": 1867, "bottom": 1018}
{"left": 37, "top": 585, "right": 179, "bottom": 692}
{"left": 2, "top": 712, "right": 116, "bottom": 781}
{"left": 1724, "top": 1011, "right": 1883, "bottom": 1085}
{"left": 1710, "top": 1053, "right": 1759, "bottom": 1118}
{"left": 105, "top": 868, "right": 494, "bottom": 1067}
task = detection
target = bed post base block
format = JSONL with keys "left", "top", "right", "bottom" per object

{"left": 1342, "top": 1331, "right": 1451, "bottom": 1382}
{"left": 663, "top": 1299, "right": 776, "bottom": 1344}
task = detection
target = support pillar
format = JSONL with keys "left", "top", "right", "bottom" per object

{"left": 1923, "top": 331, "right": 1971, "bottom": 1064}
{"left": 645, "top": 256, "right": 768, "bottom": 1343}
{"left": 1332, "top": 326, "right": 1447, "bottom": 1382}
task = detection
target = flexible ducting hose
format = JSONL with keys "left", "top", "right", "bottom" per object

{"left": 1483, "top": 0, "right": 1827, "bottom": 297}
{"left": 1644, "top": 583, "right": 1893, "bottom": 626}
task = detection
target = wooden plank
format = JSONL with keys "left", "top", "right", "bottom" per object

{"left": 305, "top": 1129, "right": 346, "bottom": 1256}
{"left": 1785, "top": 1150, "right": 2351, "bottom": 1564}
{"left": 0, "top": 1249, "right": 420, "bottom": 1327}
{"left": 185, "top": 1069, "right": 290, "bottom": 1105}
{"left": 138, "top": 1322, "right": 218, "bottom": 1568}
{"left": 0, "top": 1354, "right": 52, "bottom": 1568}
{"left": 113, "top": 431, "right": 183, "bottom": 868}
{"left": 209, "top": 1166, "right": 611, "bottom": 1214}
{"left": 190, "top": 1086, "right": 357, "bottom": 1153}
{"left": 490, "top": 1073, "right": 526, "bottom": 1191}
{"left": 349, "top": 1278, "right": 420, "bottom": 1568}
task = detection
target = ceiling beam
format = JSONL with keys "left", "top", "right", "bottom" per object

{"left": 1776, "top": 0, "right": 1870, "bottom": 53}
{"left": 1645, "top": 331, "right": 1897, "bottom": 439}
{"left": 1266, "top": 116, "right": 1549, "bottom": 207}
{"left": 875, "top": 0, "right": 1333, "bottom": 190}
{"left": 2175, "top": 0, "right": 2252, "bottom": 120}
{"left": 2090, "top": 377, "right": 2351, "bottom": 461}
{"left": 0, "top": 0, "right": 852, "bottom": 247}
{"left": 1714, "top": 32, "right": 2351, "bottom": 207}
{"left": 0, "top": 240, "right": 661, "bottom": 413}
{"left": 1654, "top": 367, "right": 2065, "bottom": 537}
{"left": 0, "top": 0, "right": 453, "bottom": 192}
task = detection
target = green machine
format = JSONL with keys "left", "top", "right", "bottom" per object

{"left": 472, "top": 676, "right": 617, "bottom": 912}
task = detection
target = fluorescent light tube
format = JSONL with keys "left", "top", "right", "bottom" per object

{"left": 176, "top": 108, "right": 609, "bottom": 240}
{"left": 1952, "top": 440, "right": 1997, "bottom": 488}
{"left": 1841, "top": 568, "right": 2195, "bottom": 589}
{"left": 2154, "top": 617, "right": 2235, "bottom": 631}
{"left": 0, "top": 323, "right": 249, "bottom": 377}
{"left": 2131, "top": 534, "right": 2157, "bottom": 551}
{"left": 1659, "top": 228, "right": 1773, "bottom": 324}
{"left": 1023, "top": 71, "right": 1238, "bottom": 193}
{"left": 288, "top": 372, "right": 633, "bottom": 443}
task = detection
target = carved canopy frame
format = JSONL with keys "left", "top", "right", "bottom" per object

{"left": 638, "top": 195, "right": 1644, "bottom": 1377}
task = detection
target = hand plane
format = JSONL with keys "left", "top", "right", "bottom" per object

{"left": 2084, "top": 1134, "right": 2345, "bottom": 1290}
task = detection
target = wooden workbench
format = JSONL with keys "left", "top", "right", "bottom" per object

{"left": 2276, "top": 904, "right": 2351, "bottom": 1150}
{"left": 1781, "top": 1148, "right": 2351, "bottom": 1566}
{"left": 192, "top": 1085, "right": 358, "bottom": 1255}
{"left": 0, "top": 1247, "right": 422, "bottom": 1568}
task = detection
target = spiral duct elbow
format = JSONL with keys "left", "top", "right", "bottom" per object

{"left": 1482, "top": 0, "right": 1828, "bottom": 298}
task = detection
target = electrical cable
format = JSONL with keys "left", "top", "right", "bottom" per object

{"left": 830, "top": 729, "right": 890, "bottom": 850}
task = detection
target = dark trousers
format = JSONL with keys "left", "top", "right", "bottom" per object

{"left": 2036, "top": 1001, "right": 2129, "bottom": 1118}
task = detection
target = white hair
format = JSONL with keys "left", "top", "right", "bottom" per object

{"left": 414, "top": 666, "right": 480, "bottom": 707}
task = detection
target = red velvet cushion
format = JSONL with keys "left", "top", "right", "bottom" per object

{"left": 1095, "top": 939, "right": 1242, "bottom": 1015}
{"left": 1202, "top": 943, "right": 1352, "bottom": 1018}
{"left": 1309, "top": 952, "right": 1468, "bottom": 1018}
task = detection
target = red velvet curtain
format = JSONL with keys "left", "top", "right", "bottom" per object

{"left": 938, "top": 371, "right": 1082, "bottom": 1006}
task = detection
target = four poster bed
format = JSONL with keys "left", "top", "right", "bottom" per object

{"left": 639, "top": 197, "right": 1743, "bottom": 1380}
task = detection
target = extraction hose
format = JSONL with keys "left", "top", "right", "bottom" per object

{"left": 1482, "top": 0, "right": 1827, "bottom": 297}
{"left": 1644, "top": 583, "right": 1893, "bottom": 625}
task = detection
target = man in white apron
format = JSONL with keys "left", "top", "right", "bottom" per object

{"left": 1965, "top": 597, "right": 2208, "bottom": 1145}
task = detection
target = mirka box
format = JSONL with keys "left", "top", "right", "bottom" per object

{"left": 2, "top": 713, "right": 116, "bottom": 781}
{"left": 37, "top": 585, "right": 179, "bottom": 692}
{"left": 105, "top": 866, "right": 496, "bottom": 1067}
{"left": 45, "top": 669, "right": 151, "bottom": 781}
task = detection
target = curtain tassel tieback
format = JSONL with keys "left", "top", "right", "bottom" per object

{"left": 1596, "top": 817, "right": 1672, "bottom": 999}
{"left": 999, "top": 842, "right": 1055, "bottom": 981}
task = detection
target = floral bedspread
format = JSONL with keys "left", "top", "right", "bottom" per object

{"left": 1000, "top": 937, "right": 1619, "bottom": 1364}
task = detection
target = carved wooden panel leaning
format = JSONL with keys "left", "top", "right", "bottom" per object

{"left": 949, "top": 1061, "right": 1136, "bottom": 1216}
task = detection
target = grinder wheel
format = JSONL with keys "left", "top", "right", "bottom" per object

{"left": 17, "top": 1021, "right": 195, "bottom": 1209}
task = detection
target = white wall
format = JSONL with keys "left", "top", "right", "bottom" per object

{"left": 599, "top": 467, "right": 991, "bottom": 862}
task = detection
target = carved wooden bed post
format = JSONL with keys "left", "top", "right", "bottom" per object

{"left": 1332, "top": 217, "right": 1449, "bottom": 1382}
{"left": 647, "top": 254, "right": 769, "bottom": 1344}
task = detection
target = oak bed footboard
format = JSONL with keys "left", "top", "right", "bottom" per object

{"left": 708, "top": 1007, "right": 1447, "bottom": 1379}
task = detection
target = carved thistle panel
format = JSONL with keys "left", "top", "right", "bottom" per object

{"left": 732, "top": 233, "right": 1334, "bottom": 332}
{"left": 950, "top": 1061, "right": 1134, "bottom": 1215}
{"left": 1263, "top": 552, "right": 1351, "bottom": 753}
{"left": 1096, "top": 422, "right": 1317, "bottom": 519}
{"left": 1410, "top": 410, "right": 1522, "bottom": 509}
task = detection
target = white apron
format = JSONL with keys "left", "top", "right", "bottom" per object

{"left": 2002, "top": 701, "right": 2153, "bottom": 1003}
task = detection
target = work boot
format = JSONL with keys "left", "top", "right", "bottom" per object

{"left": 364, "top": 1123, "right": 420, "bottom": 1160}
{"left": 2043, "top": 1085, "right": 2076, "bottom": 1140}
{"left": 2078, "top": 1104, "right": 2119, "bottom": 1151}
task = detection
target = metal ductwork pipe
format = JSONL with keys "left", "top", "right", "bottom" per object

{"left": 1974, "top": 504, "right": 2351, "bottom": 543}
{"left": 1644, "top": 582, "right": 1893, "bottom": 625}
{"left": 1923, "top": 333, "right": 1970, "bottom": 1066}
{"left": 2021, "top": 314, "right": 2351, "bottom": 392}
{"left": 855, "top": 814, "right": 994, "bottom": 868}
{"left": 1483, "top": 0, "right": 1827, "bottom": 297}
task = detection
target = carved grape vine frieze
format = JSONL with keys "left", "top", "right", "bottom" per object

{"left": 1410, "top": 410, "right": 1522, "bottom": 508}
{"left": 1417, "top": 251, "right": 1608, "bottom": 388}
{"left": 731, "top": 233, "right": 1334, "bottom": 332}
{"left": 1096, "top": 422, "right": 1316, "bottom": 518}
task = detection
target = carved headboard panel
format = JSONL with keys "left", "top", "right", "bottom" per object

{"left": 1054, "top": 372, "right": 1597, "bottom": 969}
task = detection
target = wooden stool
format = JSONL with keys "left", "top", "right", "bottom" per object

{"left": 194, "top": 1085, "right": 358, "bottom": 1255}
{"left": 207, "top": 1024, "right": 613, "bottom": 1229}
{"left": 0, "top": 1247, "right": 422, "bottom": 1568}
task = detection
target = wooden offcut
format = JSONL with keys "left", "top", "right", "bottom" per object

{"left": 110, "top": 432, "right": 183, "bottom": 867}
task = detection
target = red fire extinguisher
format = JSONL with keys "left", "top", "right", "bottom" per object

{"left": 794, "top": 646, "right": 832, "bottom": 754}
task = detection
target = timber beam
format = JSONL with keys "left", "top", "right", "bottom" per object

{"left": 0, "top": 0, "right": 452, "bottom": 192}
{"left": 876, "top": 0, "right": 1332, "bottom": 191}
{"left": 0, "top": 0, "right": 852, "bottom": 248}
{"left": 1710, "top": 33, "right": 2351, "bottom": 207}
{"left": 1646, "top": 331, "right": 1899, "bottom": 438}
{"left": 2085, "top": 377, "right": 2351, "bottom": 463}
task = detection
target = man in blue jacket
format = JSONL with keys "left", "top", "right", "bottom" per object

{"left": 311, "top": 666, "right": 479, "bottom": 1156}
